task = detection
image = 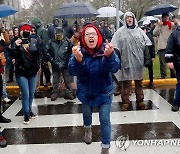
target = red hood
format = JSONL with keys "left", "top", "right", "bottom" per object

{"left": 81, "top": 24, "right": 103, "bottom": 54}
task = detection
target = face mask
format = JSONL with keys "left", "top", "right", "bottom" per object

{"left": 55, "top": 35, "right": 64, "bottom": 41}
{"left": 23, "top": 31, "right": 30, "bottom": 38}
{"left": 31, "top": 34, "right": 37, "bottom": 39}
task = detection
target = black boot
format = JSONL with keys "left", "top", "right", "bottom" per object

{"left": 0, "top": 116, "right": 11, "bottom": 123}
{"left": 114, "top": 81, "right": 122, "bottom": 96}
{"left": 170, "top": 69, "right": 176, "bottom": 78}
{"left": 172, "top": 105, "right": 179, "bottom": 112}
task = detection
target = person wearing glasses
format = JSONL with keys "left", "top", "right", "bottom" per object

{"left": 68, "top": 23, "right": 120, "bottom": 154}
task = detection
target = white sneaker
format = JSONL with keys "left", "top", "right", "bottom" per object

{"left": 23, "top": 116, "right": 30, "bottom": 125}
{"left": 3, "top": 97, "right": 11, "bottom": 103}
{"left": 30, "top": 112, "right": 38, "bottom": 119}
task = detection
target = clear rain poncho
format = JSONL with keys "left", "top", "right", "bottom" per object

{"left": 111, "top": 12, "right": 152, "bottom": 81}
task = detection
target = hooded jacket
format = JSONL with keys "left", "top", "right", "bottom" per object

{"left": 111, "top": 12, "right": 152, "bottom": 81}
{"left": 31, "top": 18, "right": 49, "bottom": 45}
{"left": 68, "top": 24, "right": 120, "bottom": 106}
{"left": 62, "top": 19, "right": 74, "bottom": 39}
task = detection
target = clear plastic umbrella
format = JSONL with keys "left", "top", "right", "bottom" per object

{"left": 97, "top": 7, "right": 124, "bottom": 17}
{"left": 138, "top": 16, "right": 159, "bottom": 25}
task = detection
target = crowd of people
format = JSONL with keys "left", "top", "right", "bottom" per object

{"left": 0, "top": 11, "right": 179, "bottom": 154}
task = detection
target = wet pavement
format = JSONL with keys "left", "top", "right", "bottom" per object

{"left": 1, "top": 86, "right": 179, "bottom": 154}
{"left": 155, "top": 86, "right": 176, "bottom": 105}
{"left": 3, "top": 122, "right": 180, "bottom": 145}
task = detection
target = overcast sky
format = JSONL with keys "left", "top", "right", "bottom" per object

{"left": 21, "top": 0, "right": 32, "bottom": 8}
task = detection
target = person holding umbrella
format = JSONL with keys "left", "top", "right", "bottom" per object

{"left": 68, "top": 23, "right": 120, "bottom": 154}
{"left": 153, "top": 13, "right": 176, "bottom": 79}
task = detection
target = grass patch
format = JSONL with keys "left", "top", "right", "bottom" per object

{"left": 143, "top": 54, "right": 170, "bottom": 80}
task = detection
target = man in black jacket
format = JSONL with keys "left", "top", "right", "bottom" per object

{"left": 141, "top": 24, "right": 156, "bottom": 89}
{"left": 165, "top": 25, "right": 180, "bottom": 111}
{"left": 45, "top": 27, "right": 75, "bottom": 101}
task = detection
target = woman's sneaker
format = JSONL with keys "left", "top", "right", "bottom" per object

{"left": 24, "top": 116, "right": 30, "bottom": 125}
{"left": 3, "top": 97, "right": 11, "bottom": 103}
{"left": 101, "top": 148, "right": 109, "bottom": 154}
{"left": 30, "top": 112, "right": 38, "bottom": 119}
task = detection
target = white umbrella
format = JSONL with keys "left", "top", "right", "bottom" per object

{"left": 97, "top": 7, "right": 123, "bottom": 17}
{"left": 138, "top": 16, "right": 159, "bottom": 25}
{"left": 139, "top": 16, "right": 159, "bottom": 22}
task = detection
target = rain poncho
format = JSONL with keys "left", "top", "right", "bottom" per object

{"left": 111, "top": 12, "right": 152, "bottom": 81}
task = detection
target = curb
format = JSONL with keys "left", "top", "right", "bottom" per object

{"left": 140, "top": 78, "right": 177, "bottom": 86}
{"left": 6, "top": 79, "right": 177, "bottom": 92}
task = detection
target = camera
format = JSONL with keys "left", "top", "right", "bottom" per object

{"left": 21, "top": 39, "right": 29, "bottom": 44}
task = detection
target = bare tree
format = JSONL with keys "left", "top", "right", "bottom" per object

{"left": 119, "top": 0, "right": 179, "bottom": 20}
{"left": 29, "top": 0, "right": 67, "bottom": 25}
{"left": 18, "top": 0, "right": 180, "bottom": 25}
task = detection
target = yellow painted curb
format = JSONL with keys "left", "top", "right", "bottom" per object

{"left": 6, "top": 78, "right": 177, "bottom": 91}
{"left": 132, "top": 78, "right": 177, "bottom": 86}
{"left": 6, "top": 86, "right": 51, "bottom": 91}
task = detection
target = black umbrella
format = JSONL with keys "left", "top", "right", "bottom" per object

{"left": 54, "top": 2, "right": 99, "bottom": 18}
{"left": 145, "top": 3, "right": 178, "bottom": 16}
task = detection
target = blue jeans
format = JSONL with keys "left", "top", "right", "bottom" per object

{"left": 82, "top": 102, "right": 111, "bottom": 148}
{"left": 174, "top": 71, "right": 180, "bottom": 106}
{"left": 16, "top": 75, "right": 37, "bottom": 116}
{"left": 2, "top": 66, "right": 7, "bottom": 98}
